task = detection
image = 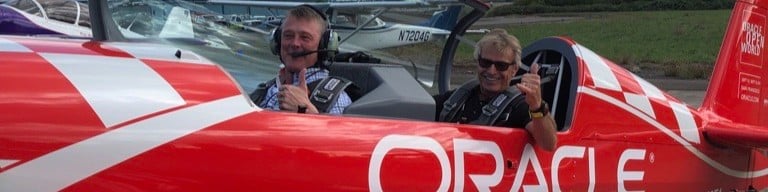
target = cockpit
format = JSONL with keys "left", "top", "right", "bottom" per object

{"left": 12, "top": 0, "right": 575, "bottom": 131}
{"left": 333, "top": 13, "right": 387, "bottom": 29}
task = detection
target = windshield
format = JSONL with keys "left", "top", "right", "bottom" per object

{"left": 6, "top": 0, "right": 42, "bottom": 17}
{"left": 334, "top": 13, "right": 386, "bottom": 29}
{"left": 107, "top": 0, "right": 450, "bottom": 93}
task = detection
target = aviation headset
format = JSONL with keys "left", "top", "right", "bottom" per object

{"left": 270, "top": 4, "right": 340, "bottom": 66}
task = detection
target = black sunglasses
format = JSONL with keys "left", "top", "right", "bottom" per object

{"left": 477, "top": 57, "right": 515, "bottom": 71}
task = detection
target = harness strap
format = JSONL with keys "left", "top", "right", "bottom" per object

{"left": 439, "top": 80, "right": 479, "bottom": 122}
{"left": 309, "top": 76, "right": 353, "bottom": 113}
{"left": 472, "top": 86, "right": 523, "bottom": 126}
{"left": 249, "top": 79, "right": 276, "bottom": 105}
{"left": 249, "top": 76, "right": 353, "bottom": 113}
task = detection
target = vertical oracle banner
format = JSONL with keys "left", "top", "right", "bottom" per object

{"left": 737, "top": 8, "right": 766, "bottom": 126}
{"left": 740, "top": 10, "right": 765, "bottom": 68}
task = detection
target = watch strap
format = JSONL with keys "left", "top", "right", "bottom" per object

{"left": 528, "top": 101, "right": 549, "bottom": 118}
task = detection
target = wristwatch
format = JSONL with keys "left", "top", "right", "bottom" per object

{"left": 297, "top": 104, "right": 307, "bottom": 114}
{"left": 528, "top": 101, "right": 549, "bottom": 119}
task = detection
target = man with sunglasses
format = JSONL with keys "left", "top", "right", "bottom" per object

{"left": 434, "top": 29, "right": 557, "bottom": 151}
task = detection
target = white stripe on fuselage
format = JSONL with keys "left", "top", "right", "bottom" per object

{"left": 579, "top": 86, "right": 766, "bottom": 178}
{"left": 0, "top": 159, "right": 19, "bottom": 169}
{"left": 574, "top": 44, "right": 621, "bottom": 91}
{"left": 0, "top": 37, "right": 32, "bottom": 52}
{"left": 632, "top": 73, "right": 666, "bottom": 100}
{"left": 41, "top": 53, "right": 186, "bottom": 128}
{"left": 0, "top": 95, "right": 254, "bottom": 192}
{"left": 670, "top": 102, "right": 700, "bottom": 144}
{"left": 624, "top": 93, "right": 656, "bottom": 118}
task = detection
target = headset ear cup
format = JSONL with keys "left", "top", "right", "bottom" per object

{"left": 270, "top": 27, "right": 281, "bottom": 56}
{"left": 316, "top": 30, "right": 328, "bottom": 62}
{"left": 326, "top": 30, "right": 339, "bottom": 58}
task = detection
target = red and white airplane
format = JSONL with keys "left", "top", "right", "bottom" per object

{"left": 1, "top": 0, "right": 767, "bottom": 191}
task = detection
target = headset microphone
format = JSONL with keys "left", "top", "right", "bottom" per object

{"left": 290, "top": 49, "right": 332, "bottom": 58}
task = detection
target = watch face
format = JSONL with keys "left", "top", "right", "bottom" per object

{"left": 529, "top": 111, "right": 545, "bottom": 118}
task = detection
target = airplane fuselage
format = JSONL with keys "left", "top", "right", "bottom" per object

{"left": 3, "top": 0, "right": 768, "bottom": 191}
{"left": 335, "top": 24, "right": 448, "bottom": 50}
{"left": 1, "top": 32, "right": 767, "bottom": 191}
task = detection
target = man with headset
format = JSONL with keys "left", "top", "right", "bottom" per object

{"left": 250, "top": 5, "right": 352, "bottom": 114}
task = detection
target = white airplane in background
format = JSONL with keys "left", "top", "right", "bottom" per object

{"left": 0, "top": 0, "right": 474, "bottom": 87}
{"left": 1, "top": 0, "right": 477, "bottom": 52}
{"left": 207, "top": 0, "right": 477, "bottom": 51}
{"left": 0, "top": 0, "right": 93, "bottom": 37}
{"left": 0, "top": 0, "right": 197, "bottom": 38}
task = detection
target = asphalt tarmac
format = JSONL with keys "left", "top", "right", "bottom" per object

{"left": 647, "top": 79, "right": 708, "bottom": 108}
{"left": 668, "top": 90, "right": 706, "bottom": 108}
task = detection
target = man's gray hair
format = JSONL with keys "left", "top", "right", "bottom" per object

{"left": 283, "top": 5, "right": 328, "bottom": 35}
{"left": 473, "top": 28, "right": 522, "bottom": 67}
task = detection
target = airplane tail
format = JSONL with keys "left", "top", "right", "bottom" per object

{"left": 420, "top": 5, "right": 461, "bottom": 31}
{"left": 700, "top": 0, "right": 768, "bottom": 148}
{"left": 159, "top": 7, "right": 195, "bottom": 38}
